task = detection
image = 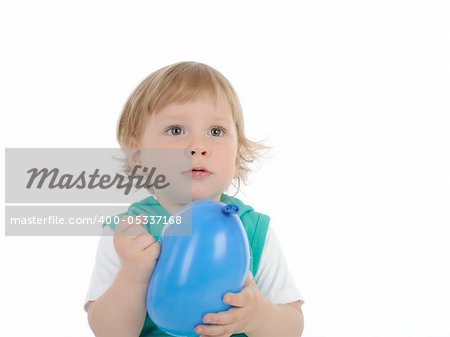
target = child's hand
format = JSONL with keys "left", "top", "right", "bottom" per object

{"left": 113, "top": 216, "right": 161, "bottom": 284}
{"left": 194, "top": 273, "right": 272, "bottom": 337}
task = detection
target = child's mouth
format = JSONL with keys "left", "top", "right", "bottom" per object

{"left": 183, "top": 167, "right": 212, "bottom": 177}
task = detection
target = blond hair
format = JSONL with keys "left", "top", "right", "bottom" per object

{"left": 117, "top": 61, "right": 267, "bottom": 186}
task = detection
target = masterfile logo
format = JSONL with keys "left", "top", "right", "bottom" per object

{"left": 4, "top": 148, "right": 192, "bottom": 236}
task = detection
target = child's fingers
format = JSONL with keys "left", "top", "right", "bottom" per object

{"left": 144, "top": 241, "right": 161, "bottom": 261}
{"left": 221, "top": 274, "right": 255, "bottom": 308}
{"left": 195, "top": 319, "right": 236, "bottom": 336}
{"left": 223, "top": 289, "right": 250, "bottom": 308}
{"left": 244, "top": 272, "right": 254, "bottom": 287}
{"left": 133, "top": 232, "right": 157, "bottom": 249}
{"left": 202, "top": 307, "right": 239, "bottom": 325}
{"left": 115, "top": 216, "right": 147, "bottom": 237}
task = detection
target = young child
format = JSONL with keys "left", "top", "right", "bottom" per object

{"left": 85, "top": 62, "right": 304, "bottom": 337}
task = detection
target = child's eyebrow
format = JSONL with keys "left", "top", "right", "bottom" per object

{"left": 153, "top": 113, "right": 232, "bottom": 124}
{"left": 151, "top": 111, "right": 184, "bottom": 122}
{"left": 210, "top": 116, "right": 232, "bottom": 123}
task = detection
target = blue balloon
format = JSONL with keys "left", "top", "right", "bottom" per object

{"left": 146, "top": 200, "right": 250, "bottom": 337}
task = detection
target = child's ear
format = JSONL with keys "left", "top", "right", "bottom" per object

{"left": 130, "top": 148, "right": 142, "bottom": 165}
{"left": 125, "top": 148, "right": 142, "bottom": 174}
{"left": 126, "top": 137, "right": 142, "bottom": 172}
{"left": 127, "top": 137, "right": 142, "bottom": 170}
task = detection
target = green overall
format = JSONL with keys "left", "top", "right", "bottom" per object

{"left": 105, "top": 193, "right": 270, "bottom": 337}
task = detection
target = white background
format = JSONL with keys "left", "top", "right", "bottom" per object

{"left": 1, "top": 1, "right": 449, "bottom": 336}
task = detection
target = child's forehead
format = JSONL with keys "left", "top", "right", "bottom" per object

{"left": 154, "top": 93, "right": 232, "bottom": 116}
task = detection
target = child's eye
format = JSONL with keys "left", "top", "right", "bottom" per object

{"left": 209, "top": 126, "right": 227, "bottom": 137}
{"left": 165, "top": 125, "right": 184, "bottom": 136}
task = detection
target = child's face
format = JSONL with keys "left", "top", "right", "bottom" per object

{"left": 139, "top": 93, "right": 238, "bottom": 205}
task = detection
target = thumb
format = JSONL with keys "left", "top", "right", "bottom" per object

{"left": 244, "top": 271, "right": 255, "bottom": 286}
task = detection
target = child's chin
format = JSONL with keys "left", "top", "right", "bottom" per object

{"left": 156, "top": 186, "right": 222, "bottom": 204}
{"left": 190, "top": 188, "right": 221, "bottom": 202}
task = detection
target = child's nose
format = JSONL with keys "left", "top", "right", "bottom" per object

{"left": 186, "top": 134, "right": 210, "bottom": 158}
{"left": 189, "top": 146, "right": 208, "bottom": 157}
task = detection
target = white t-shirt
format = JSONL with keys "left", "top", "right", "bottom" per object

{"left": 84, "top": 225, "right": 304, "bottom": 312}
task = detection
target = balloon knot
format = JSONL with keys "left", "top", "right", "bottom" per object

{"left": 222, "top": 204, "right": 239, "bottom": 215}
